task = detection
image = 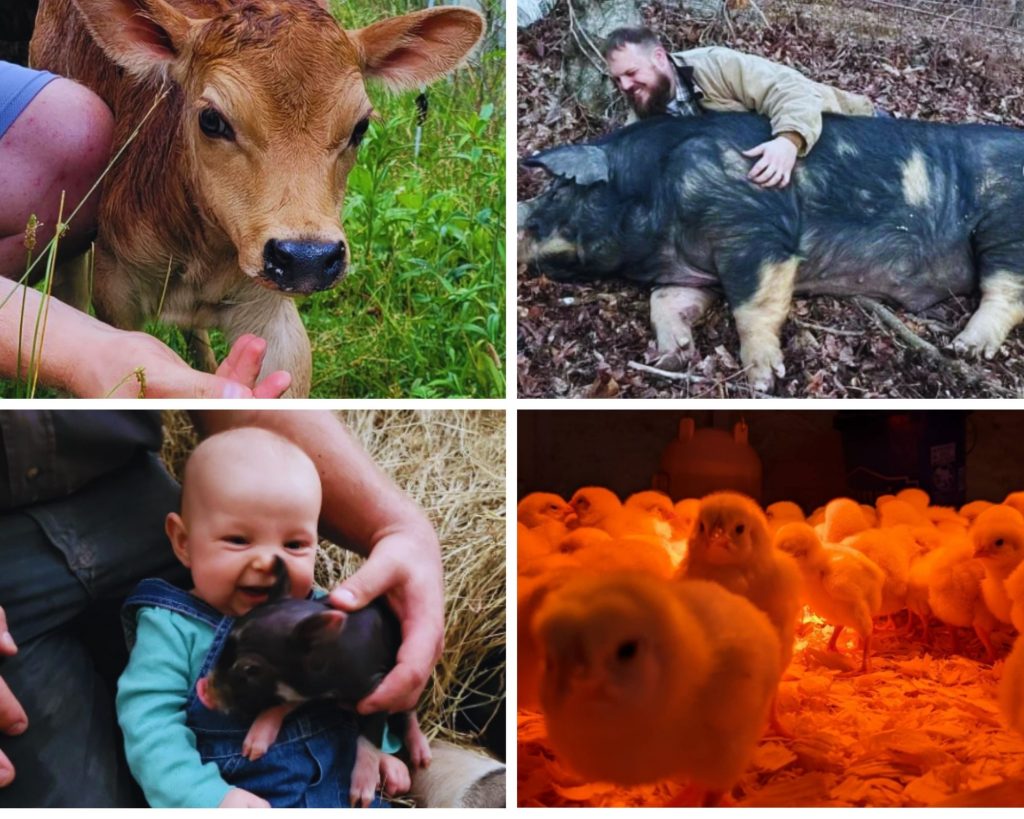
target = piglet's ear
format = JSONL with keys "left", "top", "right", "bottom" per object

{"left": 351, "top": 7, "right": 484, "bottom": 92}
{"left": 292, "top": 610, "right": 347, "bottom": 649}
{"left": 522, "top": 145, "right": 610, "bottom": 186}
{"left": 71, "top": 0, "right": 205, "bottom": 80}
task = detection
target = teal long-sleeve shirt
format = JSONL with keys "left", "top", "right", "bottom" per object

{"left": 116, "top": 606, "right": 231, "bottom": 808}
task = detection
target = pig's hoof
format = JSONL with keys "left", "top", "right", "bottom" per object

{"left": 743, "top": 348, "right": 784, "bottom": 393}
{"left": 952, "top": 329, "right": 1001, "bottom": 359}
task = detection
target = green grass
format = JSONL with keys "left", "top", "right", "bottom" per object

{"left": 2, "top": 0, "right": 505, "bottom": 399}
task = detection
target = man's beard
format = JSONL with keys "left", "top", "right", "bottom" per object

{"left": 628, "top": 71, "right": 674, "bottom": 119}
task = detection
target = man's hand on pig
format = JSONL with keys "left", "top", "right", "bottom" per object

{"left": 218, "top": 787, "right": 271, "bottom": 808}
{"left": 0, "top": 607, "right": 27, "bottom": 788}
{"left": 328, "top": 532, "right": 444, "bottom": 714}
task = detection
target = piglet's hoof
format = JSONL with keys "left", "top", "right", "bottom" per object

{"left": 351, "top": 738, "right": 381, "bottom": 808}
{"left": 379, "top": 754, "right": 411, "bottom": 796}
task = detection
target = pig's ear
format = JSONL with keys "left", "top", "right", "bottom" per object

{"left": 292, "top": 610, "right": 347, "bottom": 649}
{"left": 71, "top": 0, "right": 206, "bottom": 80}
{"left": 351, "top": 7, "right": 485, "bottom": 91}
{"left": 522, "top": 146, "right": 610, "bottom": 186}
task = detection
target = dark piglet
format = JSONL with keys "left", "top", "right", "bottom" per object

{"left": 519, "top": 112, "right": 1024, "bottom": 394}
{"left": 196, "top": 557, "right": 430, "bottom": 805}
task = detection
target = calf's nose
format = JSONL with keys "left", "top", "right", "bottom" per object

{"left": 262, "top": 239, "right": 346, "bottom": 294}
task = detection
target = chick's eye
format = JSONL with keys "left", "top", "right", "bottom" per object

{"left": 735, "top": 523, "right": 745, "bottom": 535}
{"left": 349, "top": 116, "right": 370, "bottom": 148}
{"left": 996, "top": 538, "right": 1005, "bottom": 548}
{"left": 699, "top": 522, "right": 705, "bottom": 533}
{"left": 616, "top": 640, "right": 638, "bottom": 662}
{"left": 199, "top": 107, "right": 235, "bottom": 141}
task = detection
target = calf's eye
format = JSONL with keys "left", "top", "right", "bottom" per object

{"left": 349, "top": 116, "right": 370, "bottom": 148}
{"left": 199, "top": 107, "right": 235, "bottom": 141}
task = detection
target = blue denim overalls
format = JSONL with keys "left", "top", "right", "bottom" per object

{"left": 123, "top": 579, "right": 386, "bottom": 808}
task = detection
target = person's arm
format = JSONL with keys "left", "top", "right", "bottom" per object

{"left": 0, "top": 607, "right": 27, "bottom": 789}
{"left": 191, "top": 411, "right": 444, "bottom": 714}
{"left": 0, "top": 277, "right": 290, "bottom": 397}
{"left": 116, "top": 608, "right": 263, "bottom": 808}
{"left": 697, "top": 47, "right": 824, "bottom": 154}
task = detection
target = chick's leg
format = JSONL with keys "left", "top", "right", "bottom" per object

{"left": 860, "top": 632, "right": 872, "bottom": 673}
{"left": 827, "top": 624, "right": 843, "bottom": 652}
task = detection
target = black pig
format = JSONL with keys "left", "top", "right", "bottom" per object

{"left": 519, "top": 112, "right": 1024, "bottom": 393}
{"left": 197, "top": 557, "right": 429, "bottom": 797}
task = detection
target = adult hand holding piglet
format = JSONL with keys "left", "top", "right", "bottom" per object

{"left": 0, "top": 607, "right": 28, "bottom": 788}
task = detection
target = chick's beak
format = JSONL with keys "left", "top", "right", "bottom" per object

{"left": 707, "top": 527, "right": 732, "bottom": 553}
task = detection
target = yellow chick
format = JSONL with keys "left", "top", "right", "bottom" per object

{"left": 765, "top": 500, "right": 805, "bottom": 537}
{"left": 682, "top": 492, "right": 802, "bottom": 673}
{"left": 999, "top": 637, "right": 1024, "bottom": 736}
{"left": 1003, "top": 492, "right": 1024, "bottom": 519}
{"left": 842, "top": 527, "right": 918, "bottom": 617}
{"left": 518, "top": 522, "right": 556, "bottom": 577}
{"left": 972, "top": 504, "right": 1024, "bottom": 626}
{"left": 569, "top": 486, "right": 622, "bottom": 529}
{"left": 906, "top": 528, "right": 968, "bottom": 642}
{"left": 774, "top": 522, "right": 884, "bottom": 672}
{"left": 518, "top": 492, "right": 578, "bottom": 548}
{"left": 960, "top": 500, "right": 994, "bottom": 525}
{"left": 926, "top": 543, "right": 997, "bottom": 661}
{"left": 534, "top": 571, "right": 781, "bottom": 800}
{"left": 896, "top": 487, "right": 931, "bottom": 511}
{"left": 573, "top": 536, "right": 675, "bottom": 579}
{"left": 1004, "top": 560, "right": 1024, "bottom": 634}
{"left": 821, "top": 497, "right": 871, "bottom": 543}
{"left": 572, "top": 486, "right": 672, "bottom": 543}
{"left": 878, "top": 498, "right": 932, "bottom": 529}
{"left": 626, "top": 490, "right": 688, "bottom": 565}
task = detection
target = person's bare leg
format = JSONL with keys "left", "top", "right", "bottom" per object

{"left": 0, "top": 78, "right": 113, "bottom": 279}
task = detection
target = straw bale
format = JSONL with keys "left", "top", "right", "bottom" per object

{"left": 158, "top": 409, "right": 506, "bottom": 752}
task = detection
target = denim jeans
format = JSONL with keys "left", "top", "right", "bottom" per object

{"left": 0, "top": 452, "right": 183, "bottom": 807}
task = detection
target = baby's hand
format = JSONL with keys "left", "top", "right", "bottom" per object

{"left": 219, "top": 787, "right": 270, "bottom": 808}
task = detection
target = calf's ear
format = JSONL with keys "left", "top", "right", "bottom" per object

{"left": 71, "top": 0, "right": 204, "bottom": 80}
{"left": 352, "top": 6, "right": 485, "bottom": 91}
{"left": 522, "top": 145, "right": 610, "bottom": 186}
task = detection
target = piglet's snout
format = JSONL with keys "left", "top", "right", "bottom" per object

{"left": 262, "top": 238, "right": 346, "bottom": 294}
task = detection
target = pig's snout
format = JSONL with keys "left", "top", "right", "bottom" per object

{"left": 262, "top": 238, "right": 346, "bottom": 294}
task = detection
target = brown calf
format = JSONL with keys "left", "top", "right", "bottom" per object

{"left": 30, "top": 0, "right": 484, "bottom": 396}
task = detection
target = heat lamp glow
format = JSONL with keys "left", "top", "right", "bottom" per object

{"left": 517, "top": 486, "right": 1024, "bottom": 808}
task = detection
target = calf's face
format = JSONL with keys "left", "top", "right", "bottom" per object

{"left": 73, "top": 0, "right": 483, "bottom": 294}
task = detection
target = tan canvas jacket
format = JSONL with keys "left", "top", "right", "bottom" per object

{"left": 663, "top": 46, "right": 875, "bottom": 155}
